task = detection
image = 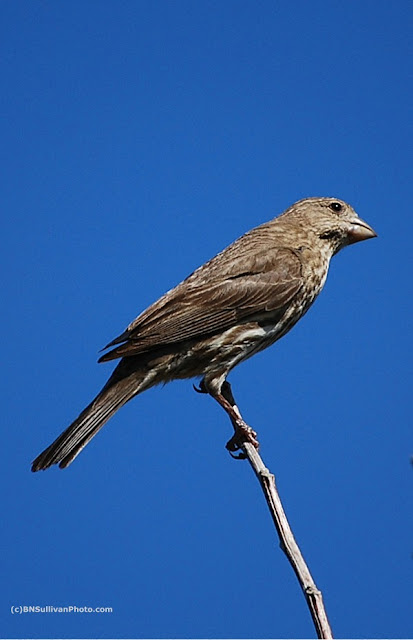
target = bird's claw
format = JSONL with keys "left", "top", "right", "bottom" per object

{"left": 226, "top": 423, "right": 259, "bottom": 459}
{"left": 193, "top": 380, "right": 208, "bottom": 394}
{"left": 228, "top": 449, "right": 247, "bottom": 460}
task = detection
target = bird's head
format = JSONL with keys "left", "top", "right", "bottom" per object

{"left": 285, "top": 197, "right": 377, "bottom": 255}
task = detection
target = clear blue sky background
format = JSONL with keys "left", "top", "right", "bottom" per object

{"left": 2, "top": 1, "right": 412, "bottom": 638}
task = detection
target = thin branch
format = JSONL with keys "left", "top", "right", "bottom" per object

{"left": 217, "top": 381, "right": 333, "bottom": 639}
{"left": 241, "top": 442, "right": 333, "bottom": 639}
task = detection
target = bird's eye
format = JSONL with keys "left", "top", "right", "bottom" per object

{"left": 329, "top": 202, "right": 343, "bottom": 213}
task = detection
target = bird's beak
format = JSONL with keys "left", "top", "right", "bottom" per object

{"left": 347, "top": 218, "right": 377, "bottom": 244}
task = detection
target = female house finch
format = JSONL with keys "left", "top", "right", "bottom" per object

{"left": 32, "top": 197, "right": 376, "bottom": 471}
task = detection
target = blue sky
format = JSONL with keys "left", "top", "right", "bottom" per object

{"left": 2, "top": 1, "right": 412, "bottom": 638}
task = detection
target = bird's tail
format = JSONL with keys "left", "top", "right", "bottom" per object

{"left": 32, "top": 369, "right": 152, "bottom": 471}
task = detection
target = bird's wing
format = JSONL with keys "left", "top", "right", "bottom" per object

{"left": 99, "top": 247, "right": 303, "bottom": 362}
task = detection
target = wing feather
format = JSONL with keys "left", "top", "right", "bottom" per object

{"left": 99, "top": 247, "right": 303, "bottom": 362}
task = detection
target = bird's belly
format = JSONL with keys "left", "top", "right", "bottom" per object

{"left": 167, "top": 319, "right": 287, "bottom": 381}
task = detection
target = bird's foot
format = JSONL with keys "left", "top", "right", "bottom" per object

{"left": 226, "top": 421, "right": 259, "bottom": 459}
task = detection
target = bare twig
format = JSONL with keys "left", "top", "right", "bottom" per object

{"left": 219, "top": 381, "right": 333, "bottom": 639}
{"left": 242, "top": 442, "right": 333, "bottom": 639}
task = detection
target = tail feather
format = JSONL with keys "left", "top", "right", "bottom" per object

{"left": 32, "top": 374, "right": 147, "bottom": 471}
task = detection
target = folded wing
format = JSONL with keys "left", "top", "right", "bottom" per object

{"left": 99, "top": 247, "right": 303, "bottom": 361}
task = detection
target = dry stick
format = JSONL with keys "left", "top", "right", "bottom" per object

{"left": 241, "top": 442, "right": 333, "bottom": 639}
{"left": 220, "top": 382, "right": 333, "bottom": 639}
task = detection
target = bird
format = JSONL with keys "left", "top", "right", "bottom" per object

{"left": 32, "top": 197, "right": 376, "bottom": 471}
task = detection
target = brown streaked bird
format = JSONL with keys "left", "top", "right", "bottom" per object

{"left": 32, "top": 197, "right": 376, "bottom": 471}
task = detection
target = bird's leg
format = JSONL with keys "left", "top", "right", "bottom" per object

{"left": 220, "top": 381, "right": 259, "bottom": 456}
{"left": 201, "top": 379, "right": 259, "bottom": 457}
{"left": 193, "top": 378, "right": 259, "bottom": 456}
